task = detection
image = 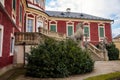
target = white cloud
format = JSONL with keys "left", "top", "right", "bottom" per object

{"left": 112, "top": 28, "right": 120, "bottom": 38}
{"left": 46, "top": 0, "right": 120, "bottom": 37}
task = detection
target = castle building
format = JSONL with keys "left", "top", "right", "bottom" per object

{"left": 0, "top": 0, "right": 113, "bottom": 74}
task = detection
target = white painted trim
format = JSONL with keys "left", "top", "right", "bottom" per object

{"left": 0, "top": 0, "right": 5, "bottom": 7}
{"left": 49, "top": 21, "right": 57, "bottom": 32}
{"left": 0, "top": 25, "right": 4, "bottom": 57}
{"left": 66, "top": 22, "right": 74, "bottom": 37}
{"left": 12, "top": 0, "right": 16, "bottom": 23}
{"left": 83, "top": 24, "right": 90, "bottom": 41}
{"left": 98, "top": 25, "right": 105, "bottom": 41}
{"left": 10, "top": 33, "right": 15, "bottom": 56}
{"left": 28, "top": 3, "right": 44, "bottom": 11}
{"left": 26, "top": 15, "right": 35, "bottom": 32}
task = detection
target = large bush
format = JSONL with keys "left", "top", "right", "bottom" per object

{"left": 106, "top": 42, "right": 119, "bottom": 60}
{"left": 26, "top": 38, "right": 94, "bottom": 78}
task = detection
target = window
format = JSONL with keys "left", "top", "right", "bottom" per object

{"left": 67, "top": 26, "right": 73, "bottom": 36}
{"left": 10, "top": 37, "right": 15, "bottom": 55}
{"left": 99, "top": 26, "right": 105, "bottom": 38}
{"left": 12, "top": 0, "right": 16, "bottom": 11}
{"left": 50, "top": 25, "right": 56, "bottom": 32}
{"left": 84, "top": 26, "right": 89, "bottom": 37}
{"left": 0, "top": 25, "right": 3, "bottom": 57}
{"left": 19, "top": 4, "right": 22, "bottom": 23}
{"left": 27, "top": 19, "right": 33, "bottom": 32}
{"left": 35, "top": 0, "right": 40, "bottom": 4}
{"left": 37, "top": 20, "right": 43, "bottom": 32}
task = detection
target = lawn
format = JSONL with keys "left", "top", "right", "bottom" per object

{"left": 84, "top": 72, "right": 120, "bottom": 80}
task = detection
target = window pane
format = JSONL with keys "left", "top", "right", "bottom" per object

{"left": 10, "top": 37, "right": 15, "bottom": 54}
{"left": 13, "top": 0, "right": 16, "bottom": 10}
{"left": 20, "top": 5, "right": 22, "bottom": 23}
{"left": 27, "top": 19, "right": 33, "bottom": 32}
{"left": 100, "top": 27, "right": 104, "bottom": 37}
{"left": 84, "top": 27, "right": 89, "bottom": 37}
{"left": 50, "top": 25, "right": 56, "bottom": 32}
{"left": 68, "top": 26, "right": 73, "bottom": 36}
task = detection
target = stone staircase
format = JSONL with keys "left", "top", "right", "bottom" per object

{"left": 87, "top": 43, "right": 107, "bottom": 61}
{"left": 15, "top": 28, "right": 108, "bottom": 61}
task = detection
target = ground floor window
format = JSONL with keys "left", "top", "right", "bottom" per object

{"left": 27, "top": 19, "right": 33, "bottom": 32}
{"left": 10, "top": 36, "right": 15, "bottom": 56}
{"left": 0, "top": 25, "right": 3, "bottom": 57}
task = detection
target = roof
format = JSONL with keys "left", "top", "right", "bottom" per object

{"left": 45, "top": 10, "right": 113, "bottom": 21}
{"left": 114, "top": 34, "right": 120, "bottom": 39}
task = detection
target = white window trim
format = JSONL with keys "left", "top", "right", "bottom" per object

{"left": 0, "top": 25, "right": 4, "bottom": 57}
{"left": 98, "top": 25, "right": 105, "bottom": 41}
{"left": 0, "top": 0, "right": 5, "bottom": 7}
{"left": 66, "top": 22, "right": 74, "bottom": 37}
{"left": 49, "top": 21, "right": 57, "bottom": 32}
{"left": 26, "top": 17, "right": 35, "bottom": 32}
{"left": 10, "top": 33, "right": 15, "bottom": 56}
{"left": 83, "top": 25, "right": 90, "bottom": 41}
{"left": 12, "top": 0, "right": 16, "bottom": 23}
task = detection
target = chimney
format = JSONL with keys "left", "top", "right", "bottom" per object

{"left": 66, "top": 8, "right": 71, "bottom": 13}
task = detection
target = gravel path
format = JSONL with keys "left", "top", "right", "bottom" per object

{"left": 16, "top": 61, "right": 120, "bottom": 80}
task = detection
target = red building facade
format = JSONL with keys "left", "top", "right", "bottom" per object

{"left": 0, "top": 0, "right": 113, "bottom": 73}
{"left": 0, "top": 0, "right": 25, "bottom": 74}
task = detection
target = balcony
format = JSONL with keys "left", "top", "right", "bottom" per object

{"left": 15, "top": 28, "right": 66, "bottom": 45}
{"left": 15, "top": 32, "right": 46, "bottom": 45}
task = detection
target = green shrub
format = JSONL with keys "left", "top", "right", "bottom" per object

{"left": 26, "top": 38, "right": 94, "bottom": 78}
{"left": 106, "top": 42, "right": 119, "bottom": 60}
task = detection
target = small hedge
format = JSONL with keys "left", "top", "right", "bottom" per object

{"left": 26, "top": 38, "right": 94, "bottom": 78}
{"left": 106, "top": 42, "right": 119, "bottom": 60}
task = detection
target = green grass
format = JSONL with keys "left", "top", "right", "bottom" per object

{"left": 84, "top": 72, "right": 120, "bottom": 80}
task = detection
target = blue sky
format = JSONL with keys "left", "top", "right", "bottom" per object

{"left": 45, "top": 0, "right": 120, "bottom": 38}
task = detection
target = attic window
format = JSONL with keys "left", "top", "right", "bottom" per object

{"left": 61, "top": 12, "right": 65, "bottom": 15}
{"left": 80, "top": 14, "right": 84, "bottom": 17}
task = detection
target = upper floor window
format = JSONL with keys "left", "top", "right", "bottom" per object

{"left": 19, "top": 4, "right": 22, "bottom": 24}
{"left": 37, "top": 20, "right": 43, "bottom": 32}
{"left": 84, "top": 26, "right": 90, "bottom": 37}
{"left": 12, "top": 0, "right": 16, "bottom": 11}
{"left": 83, "top": 23, "right": 90, "bottom": 41}
{"left": 27, "top": 19, "right": 33, "bottom": 32}
{"left": 35, "top": 0, "right": 40, "bottom": 4}
{"left": 67, "top": 25, "right": 74, "bottom": 36}
{"left": 50, "top": 25, "right": 57, "bottom": 32}
{"left": 99, "top": 26, "right": 105, "bottom": 38}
